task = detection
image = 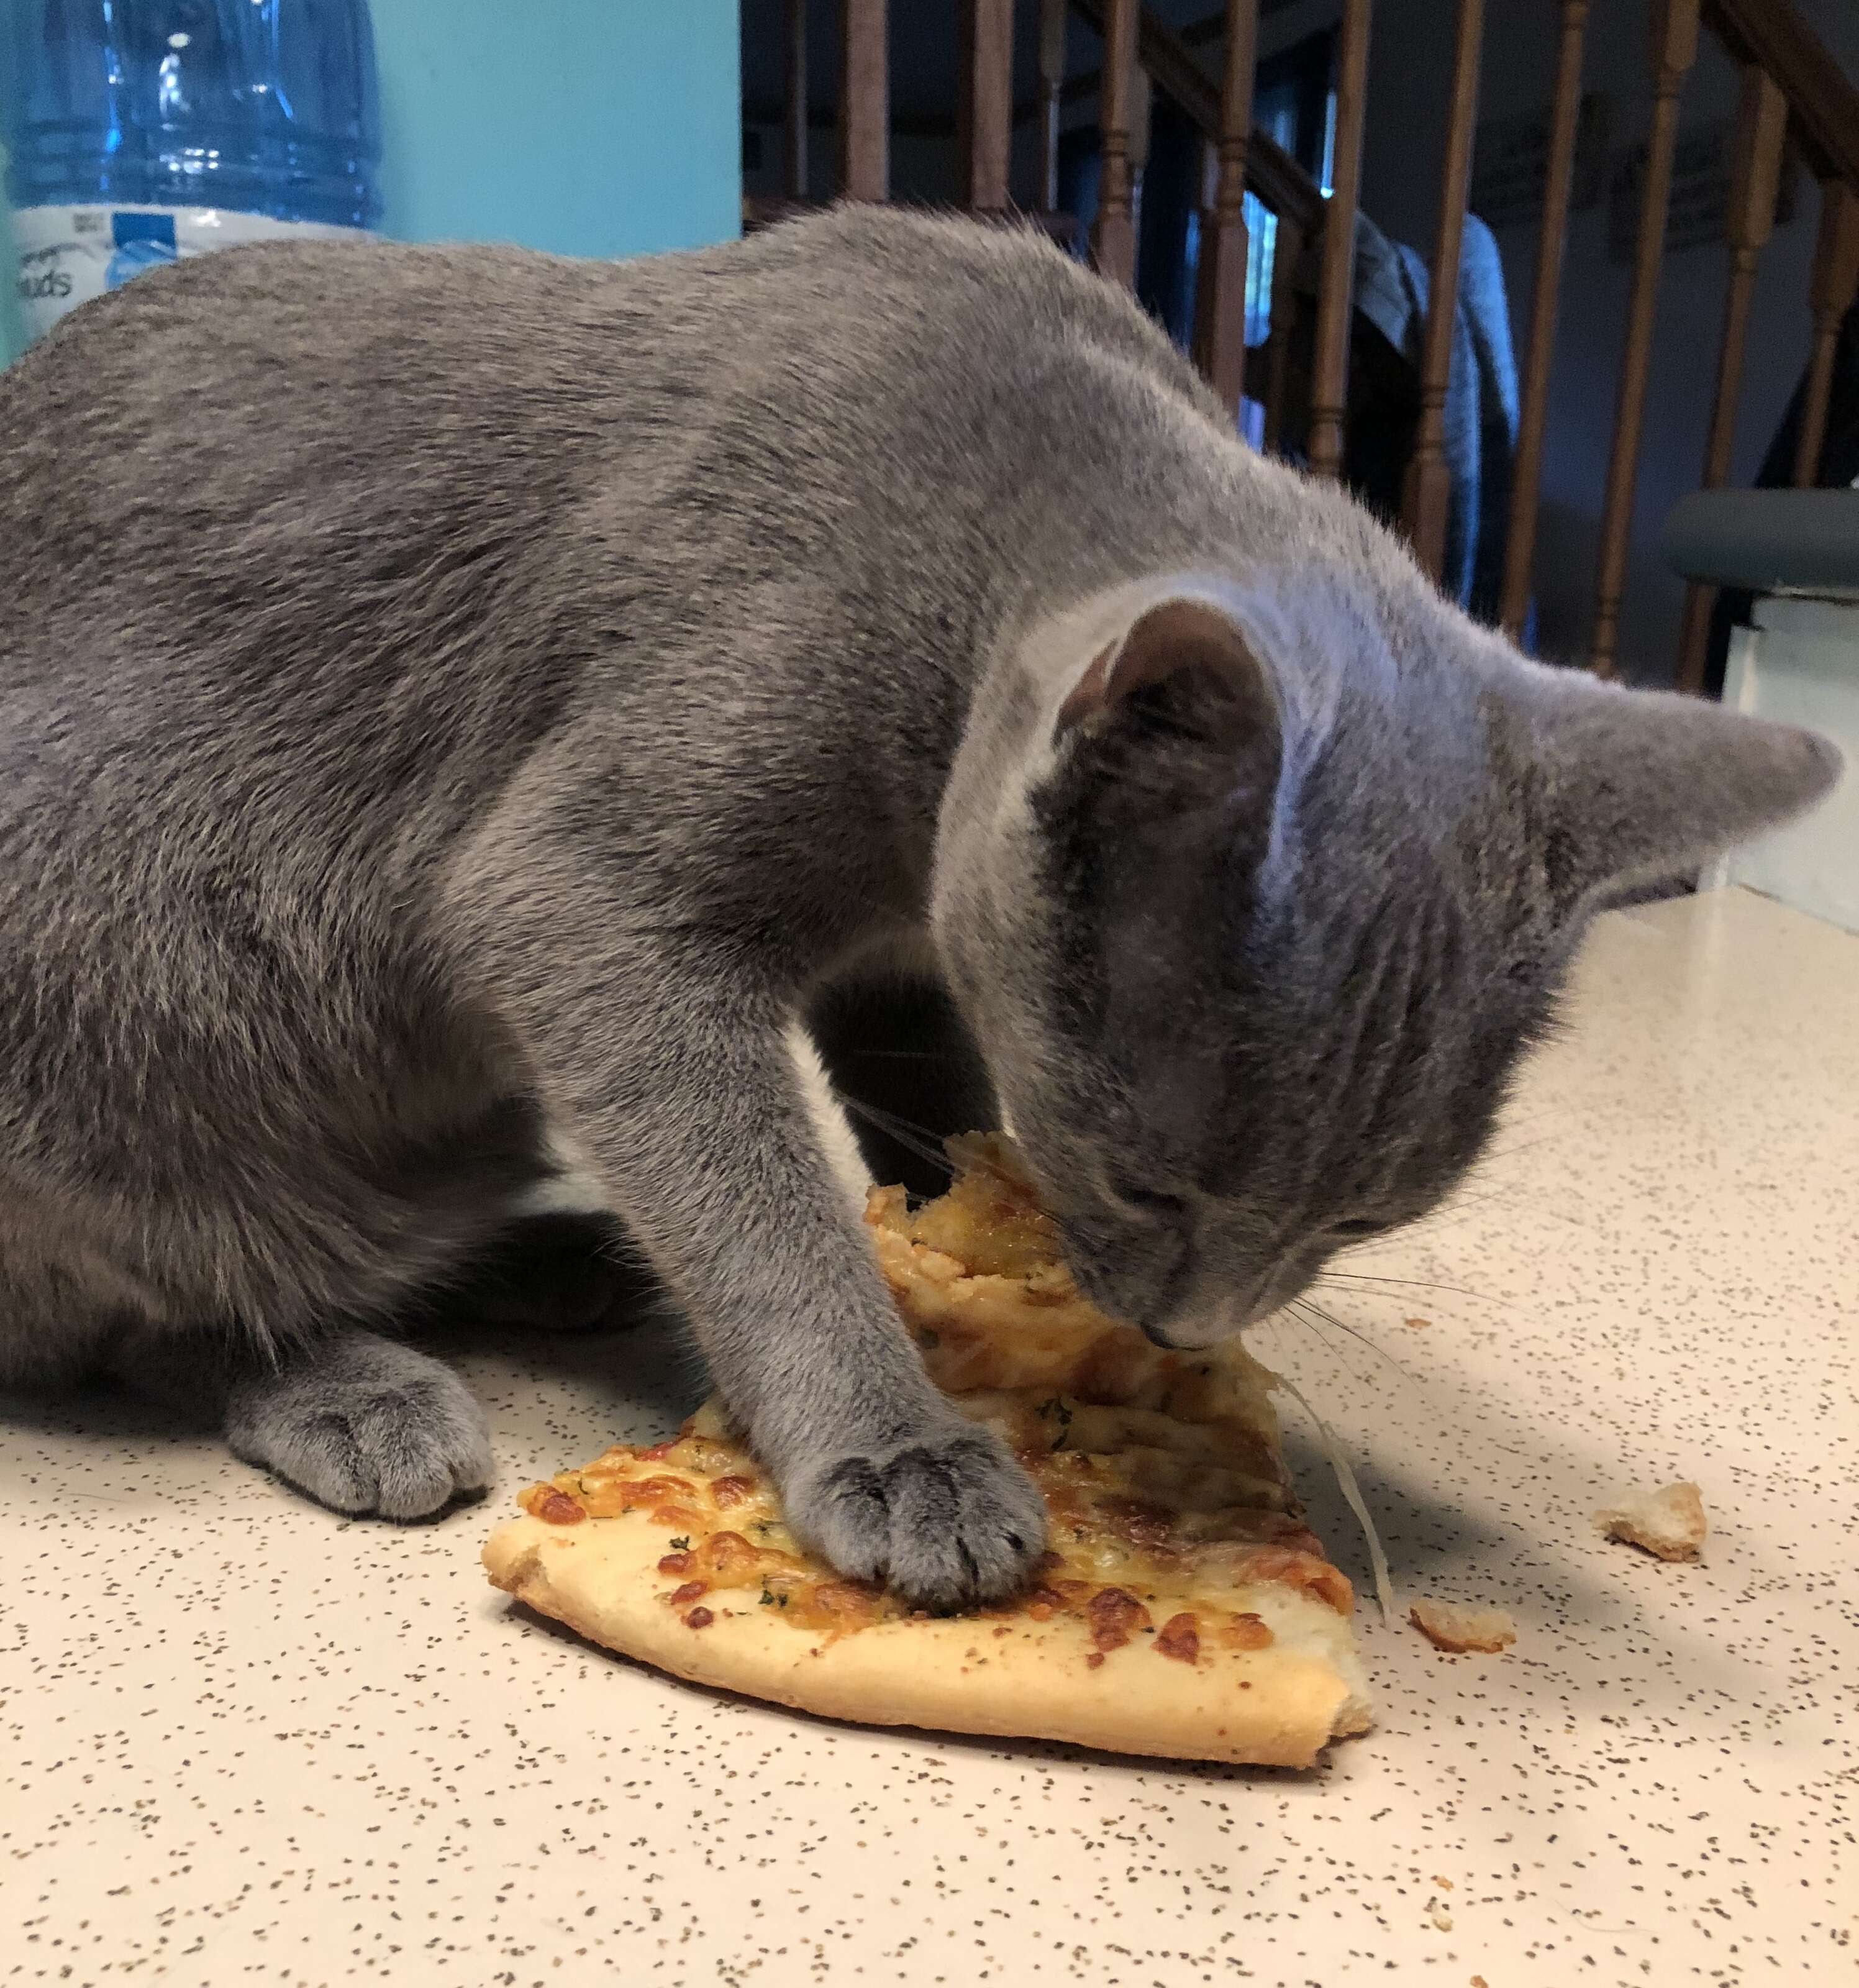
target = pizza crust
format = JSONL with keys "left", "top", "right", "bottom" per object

{"left": 1593, "top": 1482, "right": 1707, "bottom": 1562}
{"left": 1408, "top": 1597, "right": 1517, "bottom": 1654}
{"left": 483, "top": 1508, "right": 1370, "bottom": 1768}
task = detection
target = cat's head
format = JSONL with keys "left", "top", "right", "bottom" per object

{"left": 934, "top": 568, "right": 1840, "bottom": 1348}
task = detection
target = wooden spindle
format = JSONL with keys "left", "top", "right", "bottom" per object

{"left": 1038, "top": 0, "right": 1068, "bottom": 214}
{"left": 1307, "top": 0, "right": 1374, "bottom": 479}
{"left": 1092, "top": 0, "right": 1140, "bottom": 286}
{"left": 839, "top": 0, "right": 888, "bottom": 202}
{"left": 784, "top": 0, "right": 809, "bottom": 201}
{"left": 1261, "top": 213, "right": 1303, "bottom": 454}
{"left": 1589, "top": 0, "right": 1698, "bottom": 680}
{"left": 958, "top": 0, "right": 1015, "bottom": 214}
{"left": 1675, "top": 65, "right": 1788, "bottom": 694}
{"left": 1191, "top": 0, "right": 1261, "bottom": 417}
{"left": 1400, "top": 0, "right": 1484, "bottom": 578}
{"left": 1500, "top": 0, "right": 1591, "bottom": 641}
{"left": 1793, "top": 178, "right": 1859, "bottom": 487}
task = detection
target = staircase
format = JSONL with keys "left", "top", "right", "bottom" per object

{"left": 740, "top": 0, "right": 1859, "bottom": 693}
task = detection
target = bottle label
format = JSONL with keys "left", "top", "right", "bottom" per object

{"left": 11, "top": 205, "right": 368, "bottom": 345}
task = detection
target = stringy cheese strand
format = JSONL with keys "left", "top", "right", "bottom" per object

{"left": 1274, "top": 1374, "right": 1398, "bottom": 1624}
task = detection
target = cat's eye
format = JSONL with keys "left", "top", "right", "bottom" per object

{"left": 1112, "top": 1180, "right": 1187, "bottom": 1224}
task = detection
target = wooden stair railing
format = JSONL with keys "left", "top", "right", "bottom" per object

{"left": 957, "top": 0, "right": 1015, "bottom": 215}
{"left": 1702, "top": 0, "right": 1859, "bottom": 501}
{"left": 1703, "top": 0, "right": 1859, "bottom": 191}
{"left": 1090, "top": 0, "right": 1141, "bottom": 286}
{"left": 1070, "top": 0, "right": 1327, "bottom": 449}
{"left": 1590, "top": 0, "right": 1701, "bottom": 681}
{"left": 1068, "top": 0, "right": 1321, "bottom": 243}
{"left": 1400, "top": 0, "right": 1483, "bottom": 576}
{"left": 838, "top": 0, "right": 889, "bottom": 202}
{"left": 1499, "top": 0, "right": 1591, "bottom": 641}
{"left": 1795, "top": 183, "right": 1859, "bottom": 488}
{"left": 783, "top": 0, "right": 808, "bottom": 204}
{"left": 1189, "top": 0, "right": 1259, "bottom": 416}
{"left": 1673, "top": 63, "right": 1789, "bottom": 693}
{"left": 1306, "top": 0, "right": 1373, "bottom": 483}
{"left": 1037, "top": 0, "right": 1068, "bottom": 214}
{"left": 752, "top": 0, "right": 1859, "bottom": 693}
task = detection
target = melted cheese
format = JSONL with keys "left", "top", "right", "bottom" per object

{"left": 513, "top": 1134, "right": 1358, "bottom": 1657}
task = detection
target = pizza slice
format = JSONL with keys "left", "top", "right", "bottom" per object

{"left": 482, "top": 1134, "right": 1371, "bottom": 1768}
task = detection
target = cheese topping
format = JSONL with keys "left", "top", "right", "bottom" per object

{"left": 512, "top": 1133, "right": 1355, "bottom": 1661}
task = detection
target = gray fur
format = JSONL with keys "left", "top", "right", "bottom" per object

{"left": 0, "top": 207, "right": 1838, "bottom": 1605}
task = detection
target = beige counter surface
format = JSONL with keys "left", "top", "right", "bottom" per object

{"left": 4, "top": 887, "right": 1855, "bottom": 1987}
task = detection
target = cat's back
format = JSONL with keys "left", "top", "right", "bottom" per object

{"left": 0, "top": 234, "right": 732, "bottom": 596}
{"left": 0, "top": 209, "right": 1212, "bottom": 606}
{"left": 2, "top": 205, "right": 1208, "bottom": 470}
{"left": 729, "top": 204, "right": 1214, "bottom": 384}
{"left": 706, "top": 205, "right": 1235, "bottom": 482}
{"left": 0, "top": 208, "right": 1275, "bottom": 746}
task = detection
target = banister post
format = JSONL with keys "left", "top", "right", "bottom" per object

{"left": 1500, "top": 0, "right": 1591, "bottom": 642}
{"left": 1675, "top": 63, "right": 1788, "bottom": 693}
{"left": 958, "top": 0, "right": 1016, "bottom": 215}
{"left": 783, "top": 0, "right": 809, "bottom": 201}
{"left": 1590, "top": 0, "right": 1699, "bottom": 679}
{"left": 1307, "top": 0, "right": 1375, "bottom": 479}
{"left": 1191, "top": 1, "right": 1261, "bottom": 419}
{"left": 1793, "top": 178, "right": 1859, "bottom": 487}
{"left": 1091, "top": 0, "right": 1140, "bottom": 286}
{"left": 1400, "top": 0, "right": 1484, "bottom": 580}
{"left": 839, "top": 0, "right": 889, "bottom": 203}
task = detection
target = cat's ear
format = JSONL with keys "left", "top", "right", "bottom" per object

{"left": 1516, "top": 668, "right": 1841, "bottom": 910}
{"left": 1050, "top": 586, "right": 1284, "bottom": 834}
{"left": 1056, "top": 590, "right": 1276, "bottom": 744}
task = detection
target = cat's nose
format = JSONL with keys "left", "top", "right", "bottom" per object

{"left": 1145, "top": 1282, "right": 1265, "bottom": 1350}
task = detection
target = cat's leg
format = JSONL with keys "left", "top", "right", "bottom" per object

{"left": 111, "top": 1321, "right": 494, "bottom": 1520}
{"left": 466, "top": 928, "right": 1045, "bottom": 1608}
{"left": 1, "top": 1193, "right": 493, "bottom": 1520}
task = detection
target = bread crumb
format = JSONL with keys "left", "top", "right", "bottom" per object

{"left": 1593, "top": 1480, "right": 1707, "bottom": 1562}
{"left": 1410, "top": 1597, "right": 1517, "bottom": 1654}
{"left": 1404, "top": 1315, "right": 1432, "bottom": 1328}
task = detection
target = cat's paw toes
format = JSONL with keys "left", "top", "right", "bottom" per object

{"left": 789, "top": 1421, "right": 1048, "bottom": 1611}
{"left": 225, "top": 1339, "right": 493, "bottom": 1521}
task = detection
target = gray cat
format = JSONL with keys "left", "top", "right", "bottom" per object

{"left": 0, "top": 206, "right": 1837, "bottom": 1608}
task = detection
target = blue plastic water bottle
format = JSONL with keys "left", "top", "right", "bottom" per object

{"left": 2, "top": 0, "right": 380, "bottom": 345}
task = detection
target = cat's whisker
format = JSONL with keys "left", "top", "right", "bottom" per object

{"left": 1409, "top": 1170, "right": 1536, "bottom": 1226}
{"left": 1481, "top": 1102, "right": 1569, "bottom": 1144}
{"left": 1291, "top": 1295, "right": 1414, "bottom": 1383}
{"left": 1281, "top": 1303, "right": 1393, "bottom": 1404}
{"left": 836, "top": 1096, "right": 958, "bottom": 1178}
{"left": 1469, "top": 1127, "right": 1568, "bottom": 1169}
{"left": 1277, "top": 1298, "right": 1348, "bottom": 1379}
{"left": 1316, "top": 1269, "right": 1496, "bottom": 1303}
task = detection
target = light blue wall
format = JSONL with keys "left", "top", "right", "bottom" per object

{"left": 2, "top": 4, "right": 740, "bottom": 362}
{"left": 370, "top": 0, "right": 740, "bottom": 258}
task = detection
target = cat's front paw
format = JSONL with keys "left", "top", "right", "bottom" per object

{"left": 225, "top": 1334, "right": 493, "bottom": 1521}
{"left": 786, "top": 1419, "right": 1048, "bottom": 1612}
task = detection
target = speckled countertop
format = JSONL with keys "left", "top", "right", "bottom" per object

{"left": 4, "top": 886, "right": 1855, "bottom": 1987}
